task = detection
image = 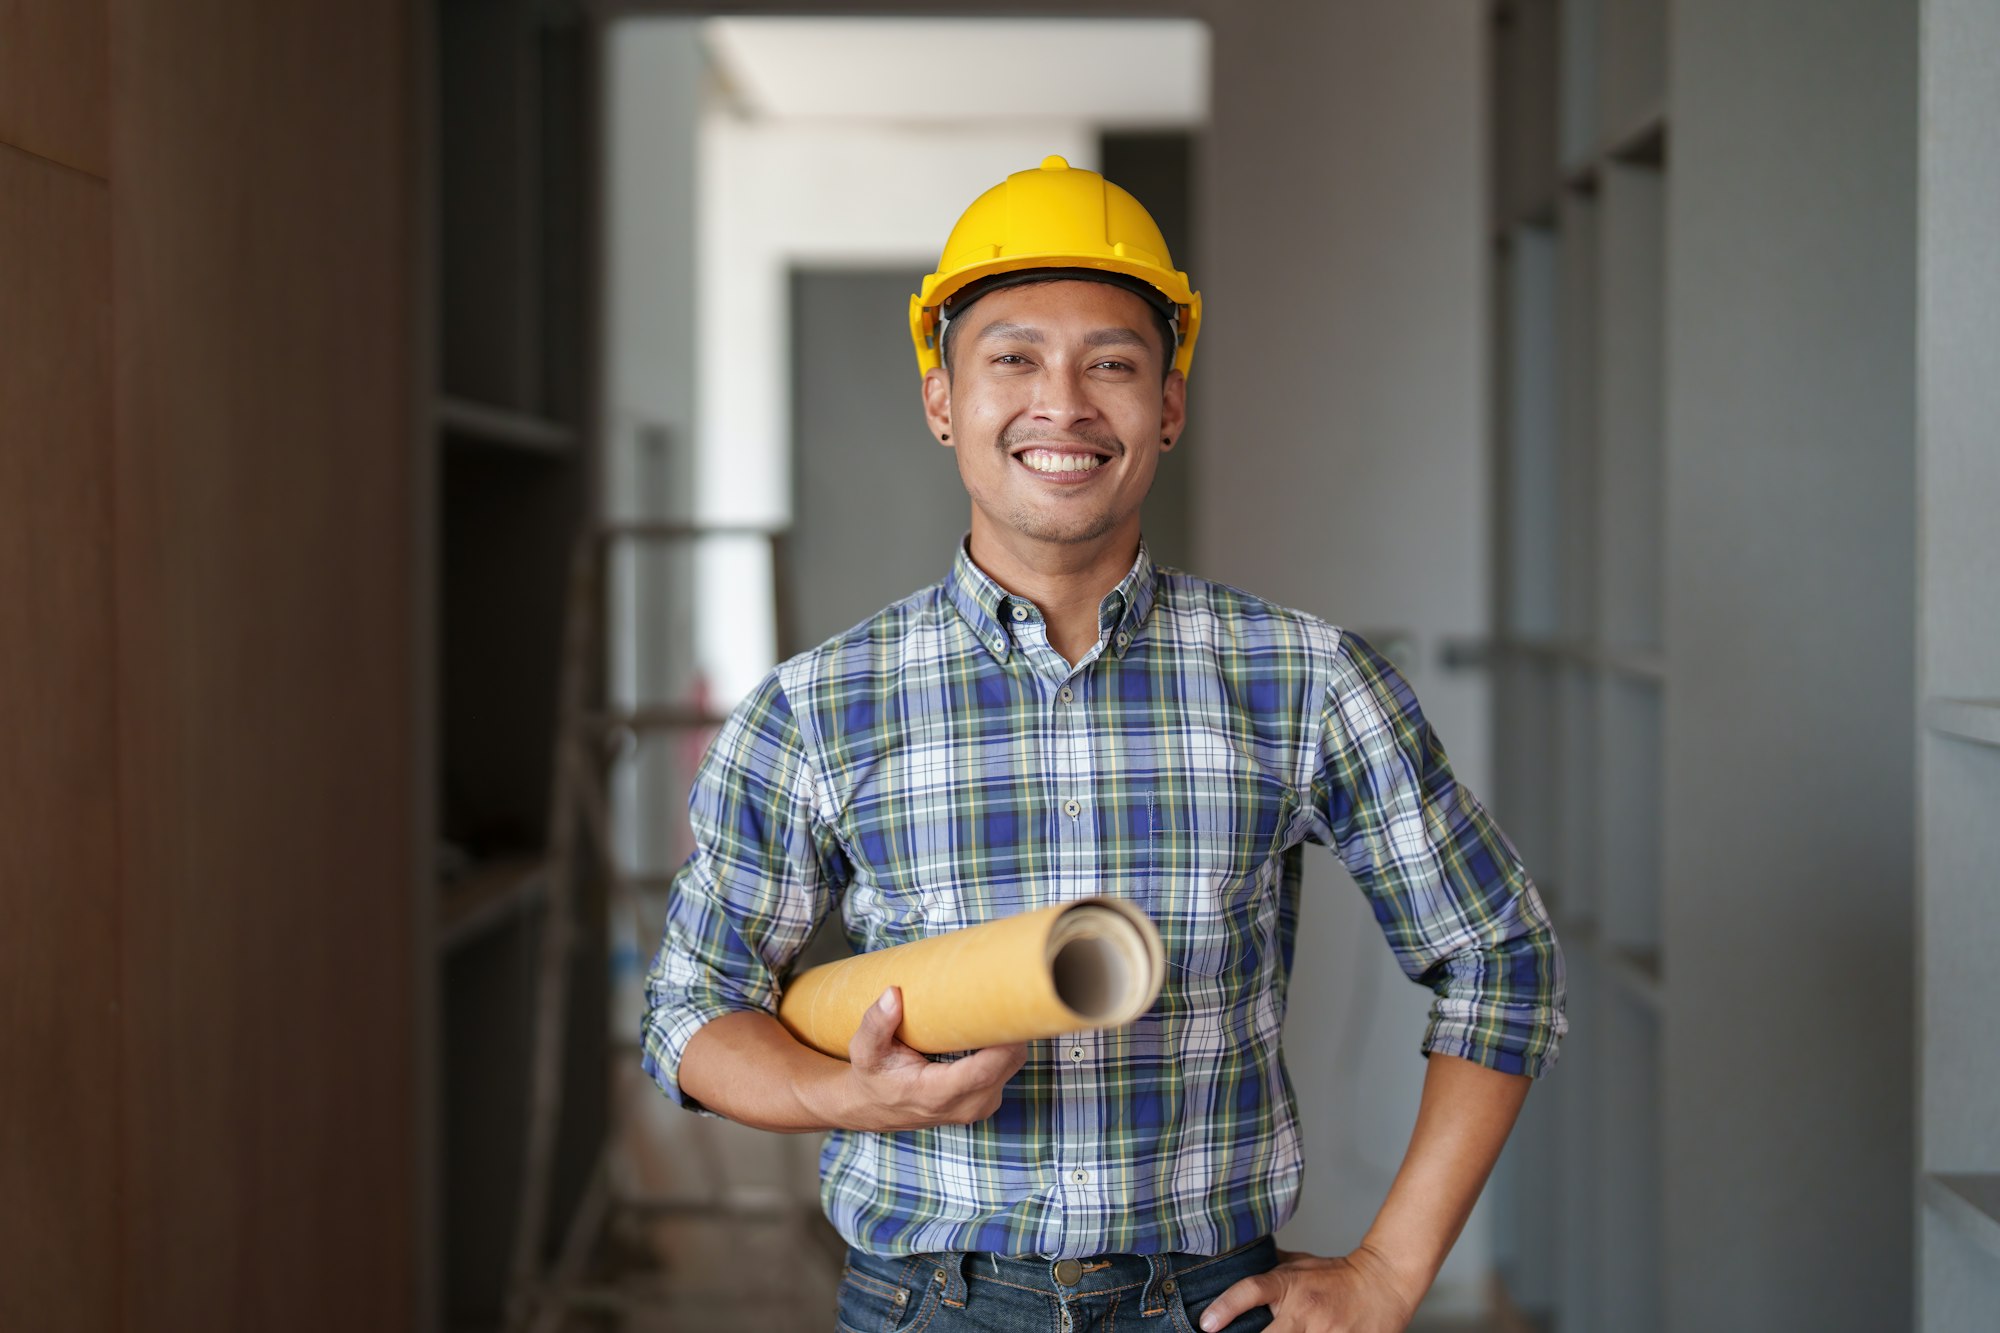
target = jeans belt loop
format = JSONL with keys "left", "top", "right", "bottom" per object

{"left": 935, "top": 1250, "right": 971, "bottom": 1308}
{"left": 1141, "top": 1251, "right": 1178, "bottom": 1318}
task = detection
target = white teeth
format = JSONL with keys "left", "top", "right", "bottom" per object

{"left": 1020, "top": 449, "right": 1103, "bottom": 474}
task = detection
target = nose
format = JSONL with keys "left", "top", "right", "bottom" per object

{"left": 1029, "top": 362, "right": 1099, "bottom": 432}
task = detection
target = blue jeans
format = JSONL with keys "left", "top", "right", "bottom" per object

{"left": 835, "top": 1234, "right": 1278, "bottom": 1333}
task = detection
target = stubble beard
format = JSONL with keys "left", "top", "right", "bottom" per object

{"left": 989, "top": 421, "right": 1131, "bottom": 546}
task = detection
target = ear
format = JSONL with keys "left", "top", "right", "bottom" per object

{"left": 1158, "top": 368, "right": 1187, "bottom": 450}
{"left": 921, "top": 366, "right": 953, "bottom": 445}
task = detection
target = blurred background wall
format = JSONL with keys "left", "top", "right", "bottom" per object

{"left": 1, "top": 2, "right": 420, "bottom": 1331}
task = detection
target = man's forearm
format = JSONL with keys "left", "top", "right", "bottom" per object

{"left": 1356, "top": 1051, "right": 1534, "bottom": 1303}
{"left": 677, "top": 1009, "right": 858, "bottom": 1132}
{"left": 672, "top": 989, "right": 1030, "bottom": 1135}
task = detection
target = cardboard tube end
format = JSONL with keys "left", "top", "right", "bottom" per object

{"left": 1050, "top": 934, "right": 1130, "bottom": 1021}
{"left": 1047, "top": 900, "right": 1166, "bottom": 1026}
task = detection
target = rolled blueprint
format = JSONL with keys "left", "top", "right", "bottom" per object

{"left": 776, "top": 897, "right": 1166, "bottom": 1058}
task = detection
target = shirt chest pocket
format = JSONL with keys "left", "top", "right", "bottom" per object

{"left": 1145, "top": 785, "right": 1294, "bottom": 977}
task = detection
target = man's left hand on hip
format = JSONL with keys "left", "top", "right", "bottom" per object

{"left": 1198, "top": 1244, "right": 1421, "bottom": 1333}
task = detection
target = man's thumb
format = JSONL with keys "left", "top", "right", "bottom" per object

{"left": 849, "top": 987, "right": 901, "bottom": 1066}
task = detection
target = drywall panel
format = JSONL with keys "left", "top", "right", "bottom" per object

{"left": 603, "top": 16, "right": 706, "bottom": 907}
{"left": 1918, "top": 2, "right": 2000, "bottom": 1320}
{"left": 1502, "top": 224, "right": 1560, "bottom": 639}
{"left": 1919, "top": 1201, "right": 2000, "bottom": 1328}
{"left": 1917, "top": 741, "right": 2000, "bottom": 1167}
{"left": 1557, "top": 0, "right": 1599, "bottom": 169}
{"left": 1596, "top": 676, "right": 1660, "bottom": 955}
{"left": 1595, "top": 0, "right": 1665, "bottom": 146}
{"left": 0, "top": 0, "right": 108, "bottom": 176}
{"left": 1916, "top": 0, "right": 2000, "bottom": 699}
{"left": 1662, "top": 1, "right": 1917, "bottom": 1328}
{"left": 1592, "top": 991, "right": 1662, "bottom": 1332}
{"left": 1196, "top": 0, "right": 1497, "bottom": 1308}
{"left": 0, "top": 142, "right": 118, "bottom": 1333}
{"left": 787, "top": 268, "right": 970, "bottom": 649}
{"left": 1554, "top": 192, "right": 1599, "bottom": 644}
{"left": 604, "top": 15, "right": 703, "bottom": 527}
{"left": 1556, "top": 665, "right": 1598, "bottom": 921}
{"left": 108, "top": 0, "right": 418, "bottom": 1327}
{"left": 1593, "top": 163, "right": 1664, "bottom": 653}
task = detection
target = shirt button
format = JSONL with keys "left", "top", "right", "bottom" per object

{"left": 1011, "top": 604, "right": 1030, "bottom": 622}
{"left": 1115, "top": 631, "right": 1131, "bottom": 650}
{"left": 1069, "top": 1046, "right": 1085, "bottom": 1062}
{"left": 1063, "top": 798, "right": 1081, "bottom": 818}
{"left": 1058, "top": 686, "right": 1073, "bottom": 704}
{"left": 1071, "top": 1169, "right": 1089, "bottom": 1185}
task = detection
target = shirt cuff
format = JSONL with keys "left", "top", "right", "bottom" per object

{"left": 641, "top": 994, "right": 771, "bottom": 1119}
{"left": 1420, "top": 1001, "right": 1566, "bottom": 1079}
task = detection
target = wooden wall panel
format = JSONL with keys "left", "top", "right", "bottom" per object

{"left": 0, "top": 0, "right": 109, "bottom": 176}
{"left": 0, "top": 142, "right": 119, "bottom": 1333}
{"left": 107, "top": 1, "right": 417, "bottom": 1328}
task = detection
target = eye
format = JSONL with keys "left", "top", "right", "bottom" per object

{"left": 1094, "top": 359, "right": 1135, "bottom": 373}
{"left": 993, "top": 353, "right": 1029, "bottom": 366}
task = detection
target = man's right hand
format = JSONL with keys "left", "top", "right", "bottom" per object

{"left": 840, "top": 986, "right": 1029, "bottom": 1132}
{"left": 674, "top": 989, "right": 1028, "bottom": 1134}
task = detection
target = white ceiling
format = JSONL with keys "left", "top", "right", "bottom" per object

{"left": 703, "top": 17, "right": 1210, "bottom": 126}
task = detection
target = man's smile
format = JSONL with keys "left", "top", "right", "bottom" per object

{"left": 1014, "top": 446, "right": 1110, "bottom": 480}
{"left": 1005, "top": 427, "right": 1120, "bottom": 486}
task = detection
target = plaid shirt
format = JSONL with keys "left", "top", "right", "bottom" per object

{"left": 642, "top": 540, "right": 1565, "bottom": 1259}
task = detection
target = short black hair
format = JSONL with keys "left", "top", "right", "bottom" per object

{"left": 939, "top": 272, "right": 1178, "bottom": 382}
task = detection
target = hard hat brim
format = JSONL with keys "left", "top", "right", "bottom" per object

{"left": 943, "top": 268, "right": 1181, "bottom": 336}
{"left": 911, "top": 257, "right": 1201, "bottom": 379}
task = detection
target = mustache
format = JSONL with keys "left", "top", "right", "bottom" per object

{"left": 998, "top": 423, "right": 1126, "bottom": 455}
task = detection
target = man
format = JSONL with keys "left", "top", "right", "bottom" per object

{"left": 643, "top": 155, "right": 1566, "bottom": 1333}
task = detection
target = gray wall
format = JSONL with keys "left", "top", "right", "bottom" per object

{"left": 787, "top": 267, "right": 971, "bottom": 649}
{"left": 1916, "top": 0, "right": 2000, "bottom": 1324}
{"left": 1195, "top": 0, "right": 1497, "bottom": 1296}
{"left": 1663, "top": 1, "right": 1917, "bottom": 1327}
{"left": 607, "top": 17, "right": 702, "bottom": 499}
{"left": 605, "top": 17, "right": 705, "bottom": 881}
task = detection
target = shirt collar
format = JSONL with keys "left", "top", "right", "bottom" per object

{"left": 945, "top": 536, "right": 1157, "bottom": 664}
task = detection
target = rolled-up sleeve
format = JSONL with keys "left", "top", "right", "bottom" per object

{"left": 1304, "top": 632, "right": 1567, "bottom": 1078}
{"left": 641, "top": 672, "right": 843, "bottom": 1115}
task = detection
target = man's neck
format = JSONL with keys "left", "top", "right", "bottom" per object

{"left": 966, "top": 522, "right": 1139, "bottom": 667}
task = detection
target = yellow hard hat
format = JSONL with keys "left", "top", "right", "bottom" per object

{"left": 910, "top": 154, "right": 1202, "bottom": 379}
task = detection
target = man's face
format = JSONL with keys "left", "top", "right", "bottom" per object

{"left": 921, "top": 279, "right": 1187, "bottom": 556}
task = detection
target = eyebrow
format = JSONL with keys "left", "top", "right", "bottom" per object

{"left": 972, "top": 322, "right": 1153, "bottom": 353}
